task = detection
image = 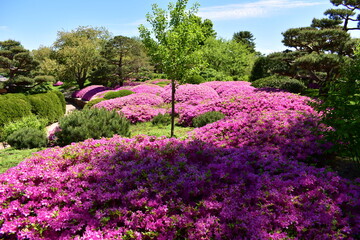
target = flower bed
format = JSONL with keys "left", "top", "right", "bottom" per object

{"left": 130, "top": 84, "right": 164, "bottom": 95}
{"left": 72, "top": 85, "right": 110, "bottom": 101}
{"left": 93, "top": 93, "right": 164, "bottom": 111}
{"left": 0, "top": 136, "right": 359, "bottom": 239}
{"left": 120, "top": 105, "right": 167, "bottom": 123}
{"left": 160, "top": 84, "right": 219, "bottom": 103}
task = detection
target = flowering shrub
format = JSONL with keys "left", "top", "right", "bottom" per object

{"left": 146, "top": 79, "right": 171, "bottom": 85}
{"left": 200, "top": 81, "right": 253, "bottom": 95}
{"left": 179, "top": 91, "right": 316, "bottom": 126}
{"left": 120, "top": 105, "right": 167, "bottom": 123}
{"left": 0, "top": 135, "right": 359, "bottom": 239}
{"left": 160, "top": 84, "right": 219, "bottom": 103}
{"left": 130, "top": 84, "right": 164, "bottom": 95}
{"left": 72, "top": 85, "right": 109, "bottom": 101}
{"left": 52, "top": 81, "right": 63, "bottom": 86}
{"left": 94, "top": 93, "right": 164, "bottom": 111}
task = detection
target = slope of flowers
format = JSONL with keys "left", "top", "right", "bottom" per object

{"left": 93, "top": 93, "right": 164, "bottom": 111}
{"left": 119, "top": 105, "right": 167, "bottom": 123}
{"left": 0, "top": 136, "right": 359, "bottom": 239}
{"left": 178, "top": 90, "right": 316, "bottom": 126}
{"left": 72, "top": 85, "right": 110, "bottom": 101}
{"left": 130, "top": 84, "right": 164, "bottom": 95}
{"left": 160, "top": 84, "right": 220, "bottom": 103}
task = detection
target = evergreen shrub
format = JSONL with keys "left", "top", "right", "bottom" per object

{"left": 151, "top": 113, "right": 172, "bottom": 126}
{"left": 28, "top": 91, "right": 64, "bottom": 124}
{"left": 192, "top": 111, "right": 225, "bottom": 127}
{"left": 55, "top": 108, "right": 130, "bottom": 146}
{"left": 251, "top": 75, "right": 306, "bottom": 93}
{"left": 0, "top": 94, "right": 33, "bottom": 129}
{"left": 103, "top": 90, "right": 134, "bottom": 100}
{"left": 84, "top": 98, "right": 106, "bottom": 109}
{"left": 6, "top": 128, "right": 47, "bottom": 149}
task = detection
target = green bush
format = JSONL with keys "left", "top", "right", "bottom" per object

{"left": 192, "top": 111, "right": 226, "bottom": 128}
{"left": 103, "top": 90, "right": 134, "bottom": 100}
{"left": 84, "top": 98, "right": 106, "bottom": 109}
{"left": 55, "top": 108, "right": 130, "bottom": 146}
{"left": 152, "top": 113, "right": 172, "bottom": 126}
{"left": 1, "top": 115, "right": 47, "bottom": 142}
{"left": 28, "top": 91, "right": 65, "bottom": 124}
{"left": 6, "top": 128, "right": 47, "bottom": 149}
{"left": 0, "top": 94, "right": 33, "bottom": 129}
{"left": 251, "top": 75, "right": 306, "bottom": 93}
{"left": 51, "top": 90, "right": 66, "bottom": 114}
{"left": 185, "top": 74, "right": 205, "bottom": 84}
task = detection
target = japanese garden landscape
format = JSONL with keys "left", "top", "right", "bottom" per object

{"left": 1, "top": 0, "right": 360, "bottom": 239}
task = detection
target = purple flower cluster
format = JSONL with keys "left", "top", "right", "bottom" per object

{"left": 160, "top": 84, "right": 220, "bottom": 103}
{"left": 201, "top": 81, "right": 254, "bottom": 97}
{"left": 130, "top": 84, "right": 164, "bottom": 96}
{"left": 0, "top": 135, "right": 359, "bottom": 239}
{"left": 72, "top": 85, "right": 110, "bottom": 101}
{"left": 93, "top": 93, "right": 164, "bottom": 111}
{"left": 119, "top": 105, "right": 167, "bottom": 123}
{"left": 178, "top": 90, "right": 316, "bottom": 126}
{"left": 52, "top": 81, "right": 63, "bottom": 86}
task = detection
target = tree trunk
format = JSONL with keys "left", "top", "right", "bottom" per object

{"left": 171, "top": 79, "right": 176, "bottom": 138}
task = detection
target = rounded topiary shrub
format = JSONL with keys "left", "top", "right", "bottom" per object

{"left": 151, "top": 113, "right": 172, "bottom": 126}
{"left": 6, "top": 127, "right": 47, "bottom": 149}
{"left": 0, "top": 94, "right": 33, "bottom": 129}
{"left": 103, "top": 90, "right": 135, "bottom": 100}
{"left": 192, "top": 111, "right": 226, "bottom": 128}
{"left": 55, "top": 108, "right": 130, "bottom": 146}
{"left": 51, "top": 90, "right": 66, "bottom": 114}
{"left": 251, "top": 75, "right": 306, "bottom": 93}
{"left": 28, "top": 91, "right": 65, "bottom": 124}
{"left": 84, "top": 98, "right": 106, "bottom": 109}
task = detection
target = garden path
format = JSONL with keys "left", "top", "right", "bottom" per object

{"left": 46, "top": 103, "right": 77, "bottom": 137}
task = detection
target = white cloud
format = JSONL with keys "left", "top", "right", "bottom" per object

{"left": 198, "top": 0, "right": 326, "bottom": 20}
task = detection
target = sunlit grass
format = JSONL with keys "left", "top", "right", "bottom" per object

{"left": 130, "top": 122, "right": 194, "bottom": 139}
{"left": 0, "top": 147, "right": 44, "bottom": 173}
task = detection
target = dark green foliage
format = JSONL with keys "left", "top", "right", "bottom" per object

{"left": 185, "top": 74, "right": 205, "bottom": 84}
{"left": 317, "top": 55, "right": 360, "bottom": 165}
{"left": 51, "top": 90, "right": 66, "bottom": 114}
{"left": 28, "top": 91, "right": 65, "bottom": 124}
{"left": 152, "top": 113, "right": 172, "bottom": 126}
{"left": 6, "top": 128, "right": 47, "bottom": 149}
{"left": 103, "top": 90, "right": 134, "bottom": 100}
{"left": 55, "top": 108, "right": 130, "bottom": 146}
{"left": 0, "top": 94, "right": 33, "bottom": 129}
{"left": 84, "top": 98, "right": 106, "bottom": 109}
{"left": 251, "top": 75, "right": 307, "bottom": 93}
{"left": 192, "top": 111, "right": 226, "bottom": 127}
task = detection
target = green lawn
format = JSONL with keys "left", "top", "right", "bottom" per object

{"left": 0, "top": 147, "right": 44, "bottom": 173}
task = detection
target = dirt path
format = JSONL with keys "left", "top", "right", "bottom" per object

{"left": 46, "top": 103, "right": 77, "bottom": 136}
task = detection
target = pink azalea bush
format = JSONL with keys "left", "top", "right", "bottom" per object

{"left": 120, "top": 105, "right": 167, "bottom": 123}
{"left": 53, "top": 81, "right": 63, "bottom": 86}
{"left": 72, "top": 85, "right": 110, "bottom": 101}
{"left": 130, "top": 84, "right": 164, "bottom": 95}
{"left": 0, "top": 135, "right": 359, "bottom": 239}
{"left": 200, "top": 81, "right": 253, "bottom": 96}
{"left": 93, "top": 93, "right": 164, "bottom": 111}
{"left": 160, "top": 84, "right": 219, "bottom": 103}
{"left": 178, "top": 91, "right": 316, "bottom": 126}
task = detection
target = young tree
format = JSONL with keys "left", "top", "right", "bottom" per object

{"left": 139, "top": 0, "right": 208, "bottom": 137}
{"left": 233, "top": 31, "right": 256, "bottom": 52}
{"left": 53, "top": 26, "right": 110, "bottom": 89}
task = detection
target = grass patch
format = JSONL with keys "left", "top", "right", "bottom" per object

{"left": 0, "top": 147, "right": 44, "bottom": 173}
{"left": 130, "top": 121, "right": 194, "bottom": 139}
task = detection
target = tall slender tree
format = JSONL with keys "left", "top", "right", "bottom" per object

{"left": 139, "top": 0, "right": 209, "bottom": 137}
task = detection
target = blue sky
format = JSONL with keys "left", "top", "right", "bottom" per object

{"left": 0, "top": 0, "right": 347, "bottom": 54}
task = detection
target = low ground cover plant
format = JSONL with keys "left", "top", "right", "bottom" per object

{"left": 0, "top": 136, "right": 359, "bottom": 239}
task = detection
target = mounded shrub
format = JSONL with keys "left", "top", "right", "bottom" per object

{"left": 51, "top": 90, "right": 66, "bottom": 114}
{"left": 28, "top": 91, "right": 65, "bottom": 124}
{"left": 152, "top": 113, "right": 172, "bottom": 126}
{"left": 83, "top": 98, "right": 106, "bottom": 109}
{"left": 251, "top": 75, "right": 307, "bottom": 93}
{"left": 1, "top": 115, "right": 47, "bottom": 142}
{"left": 192, "top": 111, "right": 226, "bottom": 127}
{"left": 103, "top": 89, "right": 134, "bottom": 100}
{"left": 0, "top": 94, "right": 33, "bottom": 129}
{"left": 55, "top": 108, "right": 130, "bottom": 146}
{"left": 6, "top": 127, "right": 47, "bottom": 149}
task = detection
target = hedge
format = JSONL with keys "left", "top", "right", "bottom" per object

{"left": 0, "top": 94, "right": 33, "bottom": 129}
